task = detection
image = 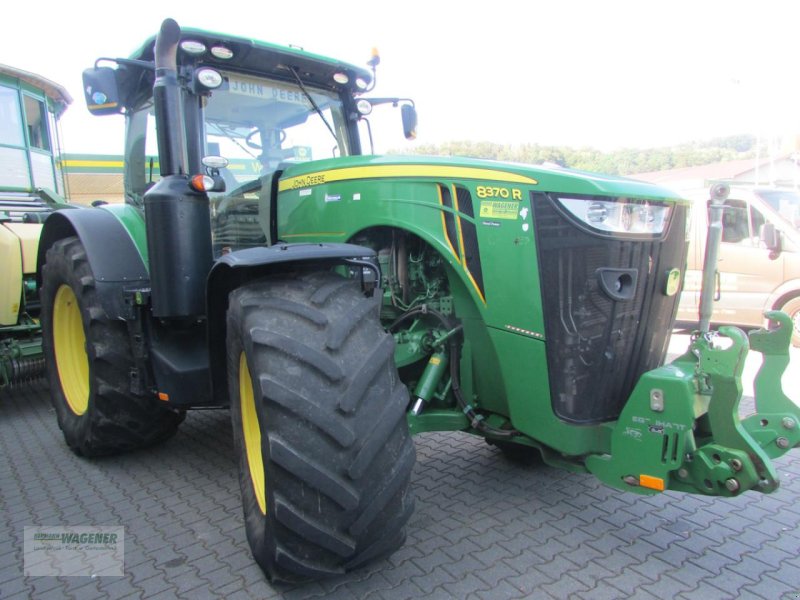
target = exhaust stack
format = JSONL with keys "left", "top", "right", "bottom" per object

{"left": 144, "top": 18, "right": 212, "bottom": 318}
{"left": 152, "top": 18, "right": 186, "bottom": 177}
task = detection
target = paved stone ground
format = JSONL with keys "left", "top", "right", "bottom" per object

{"left": 2, "top": 364, "right": 800, "bottom": 599}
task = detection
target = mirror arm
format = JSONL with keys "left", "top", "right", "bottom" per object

{"left": 365, "top": 97, "right": 415, "bottom": 108}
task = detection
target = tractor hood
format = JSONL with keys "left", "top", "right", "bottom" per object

{"left": 277, "top": 154, "right": 686, "bottom": 203}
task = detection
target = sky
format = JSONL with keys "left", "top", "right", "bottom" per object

{"left": 4, "top": 0, "right": 800, "bottom": 155}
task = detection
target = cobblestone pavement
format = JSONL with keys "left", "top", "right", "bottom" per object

{"left": 2, "top": 369, "right": 800, "bottom": 599}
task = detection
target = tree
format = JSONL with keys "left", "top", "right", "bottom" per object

{"left": 391, "top": 134, "right": 757, "bottom": 175}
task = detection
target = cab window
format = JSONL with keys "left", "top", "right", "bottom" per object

{"left": 0, "top": 84, "right": 58, "bottom": 191}
{"left": 24, "top": 96, "right": 50, "bottom": 151}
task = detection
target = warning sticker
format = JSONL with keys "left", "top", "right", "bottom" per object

{"left": 479, "top": 201, "right": 519, "bottom": 220}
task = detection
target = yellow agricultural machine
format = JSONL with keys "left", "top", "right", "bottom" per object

{"left": 0, "top": 65, "right": 71, "bottom": 388}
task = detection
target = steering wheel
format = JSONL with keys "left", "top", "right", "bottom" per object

{"left": 246, "top": 128, "right": 286, "bottom": 150}
{"left": 245, "top": 129, "right": 261, "bottom": 149}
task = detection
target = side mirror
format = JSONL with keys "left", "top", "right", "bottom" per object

{"left": 760, "top": 222, "right": 782, "bottom": 257}
{"left": 82, "top": 67, "right": 123, "bottom": 115}
{"left": 401, "top": 104, "right": 417, "bottom": 140}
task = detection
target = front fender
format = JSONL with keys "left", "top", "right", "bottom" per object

{"left": 206, "top": 243, "right": 377, "bottom": 405}
{"left": 36, "top": 207, "right": 149, "bottom": 318}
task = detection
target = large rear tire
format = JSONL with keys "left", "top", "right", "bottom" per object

{"left": 227, "top": 272, "right": 415, "bottom": 582}
{"left": 40, "top": 236, "right": 183, "bottom": 456}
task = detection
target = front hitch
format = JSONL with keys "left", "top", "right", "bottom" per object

{"left": 742, "top": 311, "right": 800, "bottom": 459}
{"left": 587, "top": 313, "right": 798, "bottom": 497}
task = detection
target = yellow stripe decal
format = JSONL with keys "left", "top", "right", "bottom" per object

{"left": 452, "top": 185, "right": 486, "bottom": 305}
{"left": 61, "top": 159, "right": 125, "bottom": 168}
{"left": 438, "top": 186, "right": 460, "bottom": 261}
{"left": 279, "top": 165, "right": 538, "bottom": 192}
{"left": 464, "top": 268, "right": 486, "bottom": 305}
{"left": 452, "top": 185, "right": 467, "bottom": 266}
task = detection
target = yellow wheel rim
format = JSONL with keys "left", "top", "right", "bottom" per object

{"left": 240, "top": 352, "right": 266, "bottom": 514}
{"left": 53, "top": 285, "right": 89, "bottom": 416}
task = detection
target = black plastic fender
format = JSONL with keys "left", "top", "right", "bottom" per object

{"left": 36, "top": 208, "right": 149, "bottom": 319}
{"left": 206, "top": 243, "right": 378, "bottom": 405}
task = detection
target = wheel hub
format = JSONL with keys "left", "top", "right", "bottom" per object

{"left": 53, "top": 284, "right": 89, "bottom": 415}
{"left": 239, "top": 352, "right": 266, "bottom": 514}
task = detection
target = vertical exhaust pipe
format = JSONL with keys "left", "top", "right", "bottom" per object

{"left": 152, "top": 18, "right": 186, "bottom": 176}
{"left": 145, "top": 18, "right": 212, "bottom": 318}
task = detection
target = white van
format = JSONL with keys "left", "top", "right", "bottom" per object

{"left": 676, "top": 186, "right": 800, "bottom": 346}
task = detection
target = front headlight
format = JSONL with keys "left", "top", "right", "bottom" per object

{"left": 555, "top": 195, "right": 673, "bottom": 236}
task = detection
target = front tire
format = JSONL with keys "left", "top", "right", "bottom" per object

{"left": 228, "top": 272, "right": 415, "bottom": 582}
{"left": 40, "top": 236, "right": 183, "bottom": 456}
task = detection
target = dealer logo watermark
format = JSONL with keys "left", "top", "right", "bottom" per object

{"left": 24, "top": 526, "right": 124, "bottom": 576}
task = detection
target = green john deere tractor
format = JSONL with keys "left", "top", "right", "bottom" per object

{"left": 0, "top": 64, "right": 72, "bottom": 389}
{"left": 37, "top": 18, "right": 799, "bottom": 581}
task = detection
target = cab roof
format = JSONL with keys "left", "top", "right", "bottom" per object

{"left": 128, "top": 26, "right": 373, "bottom": 94}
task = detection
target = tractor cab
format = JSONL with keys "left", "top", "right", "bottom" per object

{"left": 0, "top": 64, "right": 71, "bottom": 211}
{"left": 82, "top": 30, "right": 415, "bottom": 256}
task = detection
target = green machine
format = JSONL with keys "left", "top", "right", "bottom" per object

{"left": 37, "top": 19, "right": 799, "bottom": 581}
{"left": 0, "top": 65, "right": 71, "bottom": 388}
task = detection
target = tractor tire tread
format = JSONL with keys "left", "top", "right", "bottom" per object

{"left": 41, "top": 236, "right": 182, "bottom": 457}
{"left": 228, "top": 272, "right": 414, "bottom": 582}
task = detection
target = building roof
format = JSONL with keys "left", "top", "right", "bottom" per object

{"left": 635, "top": 156, "right": 769, "bottom": 183}
{"left": 633, "top": 155, "right": 797, "bottom": 187}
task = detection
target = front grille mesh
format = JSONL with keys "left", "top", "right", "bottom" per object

{"left": 532, "top": 192, "right": 687, "bottom": 424}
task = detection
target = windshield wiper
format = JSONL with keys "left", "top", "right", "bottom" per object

{"left": 288, "top": 66, "right": 338, "bottom": 148}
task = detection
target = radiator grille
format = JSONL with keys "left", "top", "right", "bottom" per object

{"left": 532, "top": 192, "right": 687, "bottom": 424}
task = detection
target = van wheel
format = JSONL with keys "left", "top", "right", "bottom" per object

{"left": 227, "top": 272, "right": 415, "bottom": 582}
{"left": 778, "top": 296, "right": 800, "bottom": 348}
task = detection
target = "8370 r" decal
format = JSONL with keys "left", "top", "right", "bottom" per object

{"left": 475, "top": 185, "right": 522, "bottom": 200}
